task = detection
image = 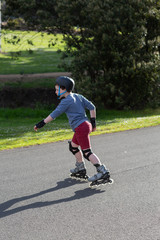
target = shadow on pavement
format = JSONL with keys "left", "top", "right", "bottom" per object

{"left": 0, "top": 178, "right": 104, "bottom": 218}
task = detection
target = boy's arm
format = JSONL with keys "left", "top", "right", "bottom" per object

{"left": 90, "top": 109, "right": 96, "bottom": 118}
{"left": 34, "top": 99, "right": 69, "bottom": 131}
{"left": 90, "top": 109, "right": 96, "bottom": 132}
{"left": 44, "top": 115, "right": 54, "bottom": 123}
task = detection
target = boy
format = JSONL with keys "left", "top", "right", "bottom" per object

{"left": 34, "top": 76, "right": 111, "bottom": 185}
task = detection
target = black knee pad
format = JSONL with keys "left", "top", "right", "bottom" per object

{"left": 68, "top": 141, "right": 80, "bottom": 155}
{"left": 82, "top": 149, "right": 93, "bottom": 161}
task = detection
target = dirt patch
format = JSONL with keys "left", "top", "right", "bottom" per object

{"left": 0, "top": 72, "right": 71, "bottom": 82}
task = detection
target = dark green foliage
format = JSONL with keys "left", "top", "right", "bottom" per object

{"left": 56, "top": 0, "right": 160, "bottom": 109}
{"left": 5, "top": 0, "right": 58, "bottom": 31}
{"left": 4, "top": 0, "right": 160, "bottom": 109}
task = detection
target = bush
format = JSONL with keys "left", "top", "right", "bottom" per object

{"left": 56, "top": 0, "right": 160, "bottom": 109}
{"left": 6, "top": 18, "right": 27, "bottom": 30}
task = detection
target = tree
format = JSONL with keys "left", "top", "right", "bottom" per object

{"left": 5, "top": 0, "right": 58, "bottom": 31}
{"left": 0, "top": 0, "right": 6, "bottom": 52}
{"left": 56, "top": 0, "right": 160, "bottom": 109}
{"left": 4, "top": 0, "right": 160, "bottom": 109}
{"left": 0, "top": 1, "right": 1, "bottom": 52}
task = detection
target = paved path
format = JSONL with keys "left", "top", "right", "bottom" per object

{"left": 0, "top": 126, "right": 160, "bottom": 240}
{"left": 0, "top": 72, "right": 71, "bottom": 81}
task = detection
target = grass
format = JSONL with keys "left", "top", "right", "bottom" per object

{"left": 0, "top": 30, "right": 66, "bottom": 74}
{"left": 0, "top": 107, "right": 160, "bottom": 151}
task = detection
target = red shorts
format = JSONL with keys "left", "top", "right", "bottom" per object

{"left": 72, "top": 121, "right": 92, "bottom": 150}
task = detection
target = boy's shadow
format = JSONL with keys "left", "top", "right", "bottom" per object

{"left": 0, "top": 178, "right": 104, "bottom": 218}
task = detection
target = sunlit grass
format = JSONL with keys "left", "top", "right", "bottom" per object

{"left": 0, "top": 30, "right": 66, "bottom": 74}
{"left": 0, "top": 108, "right": 160, "bottom": 151}
{"left": 1, "top": 30, "right": 65, "bottom": 52}
{"left": 93, "top": 115, "right": 160, "bottom": 135}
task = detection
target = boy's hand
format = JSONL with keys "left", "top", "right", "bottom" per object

{"left": 92, "top": 127, "right": 96, "bottom": 132}
{"left": 34, "top": 126, "right": 38, "bottom": 131}
{"left": 34, "top": 120, "right": 46, "bottom": 131}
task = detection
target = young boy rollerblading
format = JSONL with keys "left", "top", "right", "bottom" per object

{"left": 34, "top": 76, "right": 112, "bottom": 187}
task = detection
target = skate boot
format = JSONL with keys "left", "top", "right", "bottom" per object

{"left": 70, "top": 162, "right": 88, "bottom": 180}
{"left": 88, "top": 164, "right": 113, "bottom": 187}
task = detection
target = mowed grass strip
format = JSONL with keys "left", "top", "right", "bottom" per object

{"left": 0, "top": 108, "right": 160, "bottom": 151}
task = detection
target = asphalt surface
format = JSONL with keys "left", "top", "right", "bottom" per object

{"left": 0, "top": 126, "right": 160, "bottom": 240}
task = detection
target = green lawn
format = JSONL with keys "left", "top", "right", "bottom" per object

{"left": 0, "top": 108, "right": 160, "bottom": 151}
{"left": 0, "top": 30, "right": 66, "bottom": 74}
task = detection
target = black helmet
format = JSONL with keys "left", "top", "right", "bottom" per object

{"left": 56, "top": 76, "right": 75, "bottom": 92}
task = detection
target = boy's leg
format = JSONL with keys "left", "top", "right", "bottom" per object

{"left": 73, "top": 121, "right": 104, "bottom": 168}
{"left": 82, "top": 148, "right": 110, "bottom": 182}
{"left": 69, "top": 141, "right": 87, "bottom": 177}
{"left": 83, "top": 150, "right": 101, "bottom": 165}
{"left": 70, "top": 122, "right": 110, "bottom": 181}
{"left": 71, "top": 142, "right": 83, "bottom": 163}
{"left": 70, "top": 140, "right": 104, "bottom": 174}
{"left": 84, "top": 151, "right": 109, "bottom": 182}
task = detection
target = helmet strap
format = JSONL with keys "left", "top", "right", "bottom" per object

{"left": 58, "top": 86, "right": 67, "bottom": 99}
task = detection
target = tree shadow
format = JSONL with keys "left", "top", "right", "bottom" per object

{"left": 0, "top": 177, "right": 104, "bottom": 218}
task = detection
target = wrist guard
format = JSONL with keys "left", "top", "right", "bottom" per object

{"left": 90, "top": 118, "right": 96, "bottom": 129}
{"left": 36, "top": 120, "right": 46, "bottom": 129}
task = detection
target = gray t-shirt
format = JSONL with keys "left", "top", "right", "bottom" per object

{"left": 50, "top": 93, "right": 95, "bottom": 131}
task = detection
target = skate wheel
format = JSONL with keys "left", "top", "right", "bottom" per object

{"left": 89, "top": 181, "right": 99, "bottom": 188}
{"left": 89, "top": 178, "right": 114, "bottom": 188}
{"left": 70, "top": 174, "right": 89, "bottom": 182}
{"left": 70, "top": 174, "right": 76, "bottom": 179}
{"left": 102, "top": 178, "right": 114, "bottom": 185}
{"left": 108, "top": 178, "right": 114, "bottom": 184}
{"left": 84, "top": 175, "right": 89, "bottom": 180}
